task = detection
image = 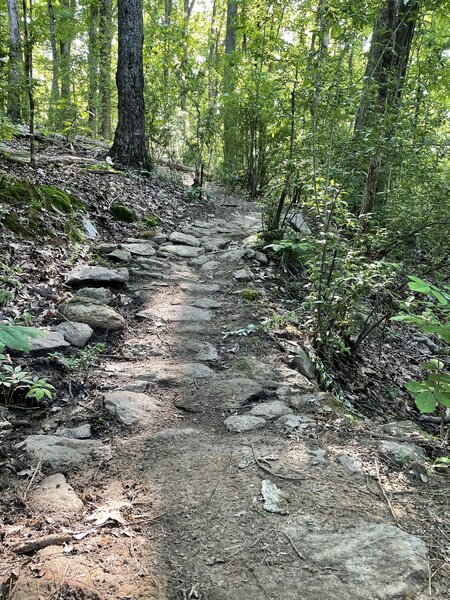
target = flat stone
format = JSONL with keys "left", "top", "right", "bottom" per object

{"left": 276, "top": 414, "right": 316, "bottom": 432}
{"left": 249, "top": 401, "right": 293, "bottom": 420}
{"left": 135, "top": 257, "right": 167, "bottom": 269}
{"left": 66, "top": 265, "right": 129, "bottom": 287}
{"left": 200, "top": 260, "right": 221, "bottom": 273}
{"left": 221, "top": 249, "right": 247, "bottom": 262}
{"left": 378, "top": 440, "right": 424, "bottom": 463}
{"left": 107, "top": 248, "right": 132, "bottom": 262}
{"left": 201, "top": 237, "right": 229, "bottom": 251}
{"left": 159, "top": 245, "right": 205, "bottom": 258}
{"left": 261, "top": 479, "right": 289, "bottom": 514}
{"left": 54, "top": 424, "right": 92, "bottom": 439}
{"left": 179, "top": 341, "right": 218, "bottom": 361}
{"left": 179, "top": 282, "right": 220, "bottom": 293}
{"left": 121, "top": 243, "right": 156, "bottom": 257}
{"left": 54, "top": 322, "right": 93, "bottom": 348}
{"left": 25, "top": 435, "right": 112, "bottom": 467}
{"left": 29, "top": 330, "right": 70, "bottom": 353}
{"left": 104, "top": 391, "right": 158, "bottom": 426}
{"left": 175, "top": 377, "right": 263, "bottom": 412}
{"left": 233, "top": 268, "right": 252, "bottom": 281}
{"left": 138, "top": 362, "right": 216, "bottom": 386}
{"left": 284, "top": 523, "right": 428, "bottom": 599}
{"left": 276, "top": 365, "right": 315, "bottom": 393}
{"left": 169, "top": 231, "right": 201, "bottom": 247}
{"left": 31, "top": 474, "right": 83, "bottom": 514}
{"left": 337, "top": 454, "right": 364, "bottom": 474}
{"left": 287, "top": 392, "right": 330, "bottom": 412}
{"left": 76, "top": 287, "right": 113, "bottom": 304}
{"left": 97, "top": 243, "right": 117, "bottom": 254}
{"left": 137, "top": 305, "right": 211, "bottom": 322}
{"left": 188, "top": 297, "right": 223, "bottom": 309}
{"left": 224, "top": 415, "right": 266, "bottom": 433}
{"left": 376, "top": 420, "right": 430, "bottom": 440}
{"left": 232, "top": 357, "right": 278, "bottom": 383}
{"left": 190, "top": 256, "right": 211, "bottom": 267}
{"left": 116, "top": 381, "right": 148, "bottom": 393}
{"left": 62, "top": 298, "right": 125, "bottom": 331}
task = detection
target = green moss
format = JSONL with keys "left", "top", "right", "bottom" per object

{"left": 142, "top": 214, "right": 161, "bottom": 227}
{"left": 239, "top": 289, "right": 260, "bottom": 301}
{"left": 140, "top": 230, "right": 157, "bottom": 239}
{"left": 110, "top": 203, "right": 136, "bottom": 223}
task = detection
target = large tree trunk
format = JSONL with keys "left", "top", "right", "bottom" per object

{"left": 110, "top": 0, "right": 149, "bottom": 167}
{"left": 223, "top": 0, "right": 238, "bottom": 173}
{"left": 6, "top": 0, "right": 23, "bottom": 123}
{"left": 98, "top": 0, "right": 113, "bottom": 139}
{"left": 358, "top": 0, "right": 419, "bottom": 217}
{"left": 87, "top": 0, "right": 99, "bottom": 132}
{"left": 59, "top": 0, "right": 75, "bottom": 101}
{"left": 47, "top": 0, "right": 59, "bottom": 124}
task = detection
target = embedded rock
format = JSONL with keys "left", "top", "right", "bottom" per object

{"left": 121, "top": 243, "right": 156, "bottom": 257}
{"left": 378, "top": 441, "right": 424, "bottom": 463}
{"left": 54, "top": 321, "right": 93, "bottom": 348}
{"left": 159, "top": 245, "right": 205, "bottom": 258}
{"left": 249, "top": 400, "right": 293, "bottom": 420}
{"left": 25, "top": 435, "right": 112, "bottom": 467}
{"left": 54, "top": 424, "right": 92, "bottom": 439}
{"left": 175, "top": 377, "right": 263, "bottom": 412}
{"left": 137, "top": 305, "right": 211, "bottom": 322}
{"left": 66, "top": 265, "right": 129, "bottom": 287}
{"left": 233, "top": 268, "right": 252, "bottom": 281}
{"left": 179, "top": 282, "right": 220, "bottom": 293}
{"left": 76, "top": 287, "right": 114, "bottom": 304}
{"left": 29, "top": 330, "right": 70, "bottom": 353}
{"left": 169, "top": 231, "right": 201, "bottom": 247}
{"left": 62, "top": 298, "right": 125, "bottom": 331}
{"left": 31, "top": 473, "right": 83, "bottom": 514}
{"left": 107, "top": 248, "right": 132, "bottom": 262}
{"left": 224, "top": 415, "right": 266, "bottom": 433}
{"left": 188, "top": 297, "right": 223, "bottom": 309}
{"left": 104, "top": 391, "right": 157, "bottom": 426}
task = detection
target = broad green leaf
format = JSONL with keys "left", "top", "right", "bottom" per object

{"left": 435, "top": 392, "right": 450, "bottom": 408}
{"left": 414, "top": 391, "right": 436, "bottom": 414}
{"left": 405, "top": 380, "right": 430, "bottom": 394}
{"left": 0, "top": 325, "right": 44, "bottom": 352}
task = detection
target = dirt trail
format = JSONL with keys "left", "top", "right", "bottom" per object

{"left": 5, "top": 195, "right": 447, "bottom": 599}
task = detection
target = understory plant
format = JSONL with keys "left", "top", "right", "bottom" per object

{"left": 393, "top": 277, "right": 450, "bottom": 438}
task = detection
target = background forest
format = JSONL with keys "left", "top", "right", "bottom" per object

{"left": 0, "top": 0, "right": 449, "bottom": 417}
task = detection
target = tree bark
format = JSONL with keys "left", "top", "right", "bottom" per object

{"left": 6, "top": 0, "right": 23, "bottom": 123}
{"left": 59, "top": 0, "right": 75, "bottom": 101}
{"left": 87, "top": 0, "right": 99, "bottom": 131}
{"left": 223, "top": 0, "right": 238, "bottom": 173}
{"left": 98, "top": 0, "right": 113, "bottom": 139}
{"left": 110, "top": 0, "right": 149, "bottom": 167}
{"left": 22, "top": 0, "right": 35, "bottom": 166}
{"left": 47, "top": 0, "right": 59, "bottom": 124}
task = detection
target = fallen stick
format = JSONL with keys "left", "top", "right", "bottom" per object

{"left": 12, "top": 534, "right": 72, "bottom": 555}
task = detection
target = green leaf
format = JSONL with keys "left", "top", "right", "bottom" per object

{"left": 0, "top": 325, "right": 44, "bottom": 352}
{"left": 435, "top": 392, "right": 450, "bottom": 408}
{"left": 414, "top": 391, "right": 436, "bottom": 414}
{"left": 405, "top": 380, "right": 430, "bottom": 394}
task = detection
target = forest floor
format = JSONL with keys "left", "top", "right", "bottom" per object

{"left": 0, "top": 141, "right": 449, "bottom": 599}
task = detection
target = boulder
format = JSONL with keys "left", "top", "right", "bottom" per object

{"left": 25, "top": 435, "right": 112, "bottom": 467}
{"left": 62, "top": 298, "right": 125, "bottom": 331}
{"left": 169, "top": 231, "right": 201, "bottom": 247}
{"left": 31, "top": 474, "right": 83, "bottom": 514}
{"left": 54, "top": 321, "right": 93, "bottom": 348}
{"left": 224, "top": 415, "right": 266, "bottom": 433}
{"left": 66, "top": 265, "right": 129, "bottom": 287}
{"left": 29, "top": 330, "right": 70, "bottom": 353}
{"left": 76, "top": 287, "right": 114, "bottom": 304}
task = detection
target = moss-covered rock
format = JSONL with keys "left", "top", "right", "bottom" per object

{"left": 239, "top": 289, "right": 260, "bottom": 301}
{"left": 110, "top": 203, "right": 136, "bottom": 223}
{"left": 142, "top": 214, "right": 161, "bottom": 227}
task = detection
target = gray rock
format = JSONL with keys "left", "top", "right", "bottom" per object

{"left": 188, "top": 297, "right": 223, "bottom": 309}
{"left": 175, "top": 377, "right": 263, "bottom": 412}
{"left": 31, "top": 474, "right": 83, "bottom": 514}
{"left": 378, "top": 440, "right": 424, "bottom": 463}
{"left": 138, "top": 305, "right": 211, "bottom": 322}
{"left": 221, "top": 249, "right": 247, "bottom": 262}
{"left": 179, "top": 282, "right": 220, "bottom": 293}
{"left": 104, "top": 391, "right": 157, "bottom": 426}
{"left": 201, "top": 237, "right": 229, "bottom": 251}
{"left": 232, "top": 356, "right": 278, "bottom": 383}
{"left": 29, "top": 330, "right": 70, "bottom": 353}
{"left": 82, "top": 216, "right": 98, "bottom": 239}
{"left": 25, "top": 435, "right": 112, "bottom": 467}
{"left": 337, "top": 454, "right": 363, "bottom": 474}
{"left": 97, "top": 243, "right": 117, "bottom": 254}
{"left": 137, "top": 362, "right": 216, "bottom": 386}
{"left": 249, "top": 401, "right": 293, "bottom": 419}
{"left": 277, "top": 414, "right": 316, "bottom": 432}
{"left": 224, "top": 415, "right": 266, "bottom": 433}
{"left": 180, "top": 341, "right": 218, "bottom": 361}
{"left": 135, "top": 257, "right": 167, "bottom": 269}
{"left": 55, "top": 424, "right": 92, "bottom": 439}
{"left": 233, "top": 268, "right": 252, "bottom": 281}
{"left": 289, "top": 211, "right": 311, "bottom": 234}
{"left": 66, "top": 265, "right": 129, "bottom": 287}
{"left": 376, "top": 420, "right": 430, "bottom": 440}
{"left": 287, "top": 392, "right": 329, "bottom": 412}
{"left": 121, "top": 243, "right": 156, "bottom": 257}
{"left": 116, "top": 381, "right": 148, "bottom": 393}
{"left": 76, "top": 287, "right": 114, "bottom": 304}
{"left": 190, "top": 256, "right": 211, "bottom": 267}
{"left": 276, "top": 365, "right": 315, "bottom": 393}
{"left": 62, "top": 298, "right": 125, "bottom": 331}
{"left": 107, "top": 248, "right": 132, "bottom": 262}
{"left": 261, "top": 479, "right": 289, "bottom": 514}
{"left": 254, "top": 250, "right": 268, "bottom": 265}
{"left": 200, "top": 260, "right": 221, "bottom": 273}
{"left": 290, "top": 346, "right": 316, "bottom": 380}
{"left": 169, "top": 231, "right": 201, "bottom": 247}
{"left": 284, "top": 523, "right": 428, "bottom": 600}
{"left": 159, "top": 244, "right": 205, "bottom": 258}
{"left": 54, "top": 322, "right": 93, "bottom": 348}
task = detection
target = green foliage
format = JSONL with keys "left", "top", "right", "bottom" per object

{"left": 0, "top": 324, "right": 44, "bottom": 353}
{"left": 141, "top": 215, "right": 161, "bottom": 228}
{"left": 110, "top": 203, "right": 137, "bottom": 223}
{"left": 393, "top": 278, "right": 450, "bottom": 421}
{"left": 0, "top": 358, "right": 54, "bottom": 405}
{"left": 49, "top": 343, "right": 105, "bottom": 373}
{"left": 239, "top": 289, "right": 260, "bottom": 302}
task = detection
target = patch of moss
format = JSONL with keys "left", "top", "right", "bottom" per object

{"left": 142, "top": 214, "right": 161, "bottom": 227}
{"left": 139, "top": 230, "right": 157, "bottom": 239}
{"left": 239, "top": 289, "right": 260, "bottom": 301}
{"left": 110, "top": 203, "right": 136, "bottom": 223}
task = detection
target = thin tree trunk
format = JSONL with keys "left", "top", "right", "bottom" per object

{"left": 6, "top": 0, "right": 23, "bottom": 123}
{"left": 223, "top": 0, "right": 238, "bottom": 173}
{"left": 59, "top": 0, "right": 74, "bottom": 101}
{"left": 110, "top": 0, "right": 149, "bottom": 167}
{"left": 87, "top": 0, "right": 99, "bottom": 132}
{"left": 163, "top": 0, "right": 172, "bottom": 81}
{"left": 47, "top": 0, "right": 59, "bottom": 125}
{"left": 98, "top": 0, "right": 113, "bottom": 139}
{"left": 22, "top": 0, "right": 35, "bottom": 166}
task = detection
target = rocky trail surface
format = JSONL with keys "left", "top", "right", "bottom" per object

{"left": 1, "top": 194, "right": 448, "bottom": 599}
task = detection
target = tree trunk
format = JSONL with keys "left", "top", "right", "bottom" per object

{"left": 110, "top": 0, "right": 149, "bottom": 167}
{"left": 163, "top": 0, "right": 172, "bottom": 81}
{"left": 98, "top": 0, "right": 113, "bottom": 139}
{"left": 6, "top": 0, "right": 23, "bottom": 123}
{"left": 47, "top": 0, "right": 59, "bottom": 124}
{"left": 59, "top": 0, "right": 74, "bottom": 101}
{"left": 223, "top": 0, "right": 238, "bottom": 173}
{"left": 22, "top": 0, "right": 35, "bottom": 166}
{"left": 87, "top": 0, "right": 99, "bottom": 131}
